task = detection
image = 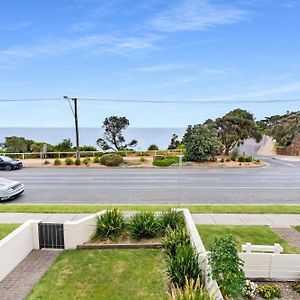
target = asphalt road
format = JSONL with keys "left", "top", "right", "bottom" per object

{"left": 1, "top": 157, "right": 300, "bottom": 204}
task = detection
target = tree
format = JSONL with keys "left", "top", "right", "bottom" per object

{"left": 97, "top": 116, "right": 137, "bottom": 151}
{"left": 168, "top": 134, "right": 181, "bottom": 150}
{"left": 1, "top": 136, "right": 33, "bottom": 153}
{"left": 182, "top": 124, "right": 222, "bottom": 161}
{"left": 216, "top": 109, "right": 262, "bottom": 155}
{"left": 148, "top": 144, "right": 159, "bottom": 150}
{"left": 53, "top": 139, "right": 73, "bottom": 152}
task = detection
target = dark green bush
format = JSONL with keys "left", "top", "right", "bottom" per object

{"left": 128, "top": 211, "right": 159, "bottom": 240}
{"left": 93, "top": 156, "right": 100, "bottom": 163}
{"left": 83, "top": 158, "right": 90, "bottom": 165}
{"left": 244, "top": 156, "right": 253, "bottom": 162}
{"left": 153, "top": 156, "right": 179, "bottom": 167}
{"left": 75, "top": 158, "right": 81, "bottom": 165}
{"left": 100, "top": 153, "right": 124, "bottom": 166}
{"left": 153, "top": 155, "right": 165, "bottom": 161}
{"left": 165, "top": 244, "right": 201, "bottom": 289}
{"left": 258, "top": 284, "right": 281, "bottom": 299}
{"left": 238, "top": 156, "right": 245, "bottom": 162}
{"left": 65, "top": 157, "right": 74, "bottom": 165}
{"left": 226, "top": 158, "right": 231, "bottom": 162}
{"left": 220, "top": 158, "right": 225, "bottom": 163}
{"left": 54, "top": 159, "right": 61, "bottom": 166}
{"left": 43, "top": 160, "right": 50, "bottom": 165}
{"left": 162, "top": 227, "right": 190, "bottom": 258}
{"left": 208, "top": 235, "right": 245, "bottom": 299}
{"left": 230, "top": 147, "right": 239, "bottom": 161}
{"left": 94, "top": 208, "right": 125, "bottom": 239}
{"left": 148, "top": 144, "right": 159, "bottom": 150}
{"left": 159, "top": 209, "right": 185, "bottom": 233}
{"left": 292, "top": 280, "right": 300, "bottom": 294}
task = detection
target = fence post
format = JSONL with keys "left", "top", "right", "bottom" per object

{"left": 22, "top": 153, "right": 25, "bottom": 160}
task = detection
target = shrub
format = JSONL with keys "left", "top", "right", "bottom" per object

{"left": 54, "top": 159, "right": 61, "bottom": 166}
{"left": 244, "top": 156, "right": 253, "bottom": 162}
{"left": 220, "top": 158, "right": 225, "bottom": 163}
{"left": 139, "top": 157, "right": 147, "bottom": 163}
{"left": 75, "top": 158, "right": 81, "bottom": 165}
{"left": 93, "top": 156, "right": 100, "bottom": 163}
{"left": 100, "top": 153, "right": 124, "bottom": 166}
{"left": 165, "top": 244, "right": 201, "bottom": 289}
{"left": 292, "top": 280, "right": 300, "bottom": 294}
{"left": 230, "top": 147, "right": 239, "bottom": 161}
{"left": 238, "top": 156, "right": 245, "bottom": 162}
{"left": 258, "top": 284, "right": 281, "bottom": 299}
{"left": 94, "top": 208, "right": 125, "bottom": 239}
{"left": 65, "top": 157, "right": 74, "bottom": 165}
{"left": 148, "top": 144, "right": 159, "bottom": 150}
{"left": 159, "top": 209, "right": 185, "bottom": 233}
{"left": 153, "top": 155, "right": 164, "bottom": 161}
{"left": 128, "top": 211, "right": 159, "bottom": 240}
{"left": 162, "top": 227, "right": 190, "bottom": 258}
{"left": 226, "top": 158, "right": 231, "bottom": 162}
{"left": 243, "top": 280, "right": 258, "bottom": 299}
{"left": 83, "top": 158, "right": 90, "bottom": 165}
{"left": 208, "top": 235, "right": 245, "bottom": 299}
{"left": 168, "top": 277, "right": 213, "bottom": 300}
{"left": 153, "top": 156, "right": 179, "bottom": 167}
{"left": 43, "top": 160, "right": 50, "bottom": 165}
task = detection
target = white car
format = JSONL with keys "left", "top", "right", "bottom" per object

{"left": 0, "top": 178, "right": 24, "bottom": 201}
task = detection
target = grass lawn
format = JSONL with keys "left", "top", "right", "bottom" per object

{"left": 294, "top": 226, "right": 300, "bottom": 233}
{"left": 197, "top": 225, "right": 299, "bottom": 254}
{"left": 1, "top": 204, "right": 300, "bottom": 214}
{"left": 0, "top": 223, "right": 19, "bottom": 240}
{"left": 27, "top": 249, "right": 167, "bottom": 300}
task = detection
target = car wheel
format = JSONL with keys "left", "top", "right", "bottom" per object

{"left": 5, "top": 165, "right": 12, "bottom": 171}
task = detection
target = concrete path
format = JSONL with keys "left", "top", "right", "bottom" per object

{"left": 0, "top": 250, "right": 60, "bottom": 300}
{"left": 1, "top": 212, "right": 300, "bottom": 226}
{"left": 271, "top": 226, "right": 300, "bottom": 251}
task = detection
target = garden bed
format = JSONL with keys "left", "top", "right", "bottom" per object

{"left": 197, "top": 225, "right": 299, "bottom": 254}
{"left": 0, "top": 223, "right": 19, "bottom": 240}
{"left": 26, "top": 249, "right": 168, "bottom": 300}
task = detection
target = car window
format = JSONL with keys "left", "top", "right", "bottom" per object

{"left": 0, "top": 156, "right": 13, "bottom": 162}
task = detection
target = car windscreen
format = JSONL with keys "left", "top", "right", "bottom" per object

{"left": 0, "top": 156, "right": 13, "bottom": 162}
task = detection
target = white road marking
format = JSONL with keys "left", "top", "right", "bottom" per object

{"left": 25, "top": 186, "right": 300, "bottom": 189}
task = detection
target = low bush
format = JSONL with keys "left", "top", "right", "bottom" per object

{"left": 243, "top": 279, "right": 257, "bottom": 299}
{"left": 153, "top": 156, "right": 179, "bottom": 167}
{"left": 238, "top": 156, "right": 245, "bottom": 162}
{"left": 65, "top": 157, "right": 74, "bottom": 165}
{"left": 93, "top": 156, "right": 100, "bottom": 163}
{"left": 165, "top": 244, "right": 201, "bottom": 289}
{"left": 54, "top": 159, "right": 61, "bottom": 166}
{"left": 94, "top": 208, "right": 125, "bottom": 239}
{"left": 75, "top": 158, "right": 81, "bottom": 166}
{"left": 292, "top": 280, "right": 300, "bottom": 294}
{"left": 139, "top": 157, "right": 147, "bottom": 163}
{"left": 208, "top": 235, "right": 245, "bottom": 299}
{"left": 83, "top": 158, "right": 90, "bottom": 165}
{"left": 244, "top": 156, "right": 253, "bottom": 162}
{"left": 162, "top": 227, "right": 190, "bottom": 258}
{"left": 100, "top": 153, "right": 124, "bottom": 166}
{"left": 220, "top": 158, "right": 225, "bottom": 163}
{"left": 128, "top": 211, "right": 159, "bottom": 240}
{"left": 168, "top": 277, "right": 213, "bottom": 300}
{"left": 230, "top": 147, "right": 239, "bottom": 161}
{"left": 148, "top": 144, "right": 159, "bottom": 150}
{"left": 258, "top": 284, "right": 281, "bottom": 299}
{"left": 153, "top": 155, "right": 164, "bottom": 161}
{"left": 226, "top": 158, "right": 231, "bottom": 162}
{"left": 43, "top": 160, "right": 50, "bottom": 165}
{"left": 159, "top": 209, "right": 185, "bottom": 233}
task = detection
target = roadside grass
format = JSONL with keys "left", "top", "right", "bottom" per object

{"left": 294, "top": 226, "right": 300, "bottom": 233}
{"left": 27, "top": 249, "right": 167, "bottom": 300}
{"left": 0, "top": 223, "right": 19, "bottom": 240}
{"left": 1, "top": 204, "right": 300, "bottom": 214}
{"left": 197, "top": 225, "right": 299, "bottom": 254}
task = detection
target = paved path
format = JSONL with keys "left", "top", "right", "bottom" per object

{"left": 0, "top": 250, "right": 60, "bottom": 300}
{"left": 1, "top": 212, "right": 300, "bottom": 226}
{"left": 271, "top": 226, "right": 300, "bottom": 251}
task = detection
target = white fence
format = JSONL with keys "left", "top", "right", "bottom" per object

{"left": 0, "top": 220, "right": 40, "bottom": 281}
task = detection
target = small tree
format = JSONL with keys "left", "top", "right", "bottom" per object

{"left": 54, "top": 139, "right": 73, "bottom": 152}
{"left": 148, "top": 144, "right": 159, "bottom": 150}
{"left": 230, "top": 146, "right": 239, "bottom": 161}
{"left": 2, "top": 136, "right": 33, "bottom": 153}
{"left": 97, "top": 116, "right": 137, "bottom": 151}
{"left": 208, "top": 235, "right": 245, "bottom": 299}
{"left": 182, "top": 124, "right": 222, "bottom": 161}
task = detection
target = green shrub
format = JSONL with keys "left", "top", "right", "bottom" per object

{"left": 94, "top": 208, "right": 125, "bottom": 239}
{"left": 258, "top": 284, "right": 281, "bottom": 299}
{"left": 43, "top": 160, "right": 50, "bottom": 165}
{"left": 168, "top": 277, "right": 213, "bottom": 300}
{"left": 75, "top": 158, "right": 81, "bottom": 166}
{"left": 226, "top": 158, "right": 231, "bottom": 162}
{"left": 83, "top": 158, "right": 90, "bottom": 165}
{"left": 139, "top": 157, "right": 147, "bottom": 163}
{"left": 128, "top": 211, "right": 159, "bottom": 240}
{"left": 244, "top": 156, "right": 253, "bottom": 162}
{"left": 65, "top": 157, "right": 74, "bottom": 165}
{"left": 162, "top": 227, "right": 190, "bottom": 258}
{"left": 292, "top": 280, "right": 300, "bottom": 294}
{"left": 230, "top": 147, "right": 239, "bottom": 161}
{"left": 238, "top": 156, "right": 245, "bottom": 162}
{"left": 148, "top": 144, "right": 159, "bottom": 150}
{"left": 220, "top": 158, "right": 225, "bottom": 163}
{"left": 54, "top": 159, "right": 61, "bottom": 166}
{"left": 93, "top": 156, "right": 100, "bottom": 163}
{"left": 153, "top": 155, "right": 165, "bottom": 161}
{"left": 116, "top": 151, "right": 127, "bottom": 157}
{"left": 159, "top": 209, "right": 185, "bottom": 233}
{"left": 153, "top": 156, "right": 179, "bottom": 167}
{"left": 165, "top": 244, "right": 201, "bottom": 289}
{"left": 100, "top": 153, "right": 124, "bottom": 166}
{"left": 208, "top": 235, "right": 245, "bottom": 299}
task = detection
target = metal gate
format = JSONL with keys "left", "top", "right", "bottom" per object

{"left": 38, "top": 223, "right": 65, "bottom": 249}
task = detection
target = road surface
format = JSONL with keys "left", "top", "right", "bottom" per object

{"left": 1, "top": 157, "right": 300, "bottom": 204}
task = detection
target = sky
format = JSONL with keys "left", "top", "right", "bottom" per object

{"left": 0, "top": 0, "right": 300, "bottom": 128}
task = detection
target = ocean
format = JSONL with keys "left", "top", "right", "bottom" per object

{"left": 0, "top": 128, "right": 186, "bottom": 151}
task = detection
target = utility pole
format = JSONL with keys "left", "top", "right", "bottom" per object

{"left": 63, "top": 96, "right": 80, "bottom": 159}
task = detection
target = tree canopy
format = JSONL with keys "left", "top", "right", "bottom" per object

{"left": 96, "top": 116, "right": 137, "bottom": 151}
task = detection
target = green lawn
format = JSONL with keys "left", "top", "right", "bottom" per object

{"left": 0, "top": 223, "right": 19, "bottom": 240}
{"left": 27, "top": 249, "right": 167, "bottom": 300}
{"left": 197, "top": 225, "right": 299, "bottom": 254}
{"left": 294, "top": 226, "right": 300, "bottom": 233}
{"left": 1, "top": 204, "right": 300, "bottom": 214}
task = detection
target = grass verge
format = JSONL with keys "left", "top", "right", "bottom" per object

{"left": 1, "top": 204, "right": 300, "bottom": 214}
{"left": 197, "top": 225, "right": 299, "bottom": 254}
{"left": 294, "top": 226, "right": 300, "bottom": 233}
{"left": 0, "top": 223, "right": 19, "bottom": 240}
{"left": 27, "top": 249, "right": 167, "bottom": 300}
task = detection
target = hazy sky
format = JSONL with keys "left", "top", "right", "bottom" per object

{"left": 0, "top": 0, "right": 300, "bottom": 127}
